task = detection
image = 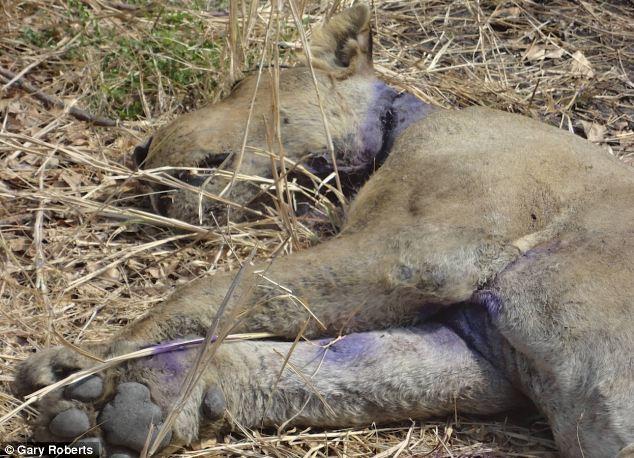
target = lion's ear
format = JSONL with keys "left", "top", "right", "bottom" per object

{"left": 309, "top": 4, "right": 373, "bottom": 76}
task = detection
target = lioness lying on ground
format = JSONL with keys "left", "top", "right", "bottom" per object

{"left": 13, "top": 5, "right": 634, "bottom": 457}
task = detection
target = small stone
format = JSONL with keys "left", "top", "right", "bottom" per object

{"left": 65, "top": 376, "right": 103, "bottom": 401}
{"left": 49, "top": 408, "right": 90, "bottom": 438}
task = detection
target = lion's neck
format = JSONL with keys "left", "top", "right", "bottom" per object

{"left": 303, "top": 80, "right": 434, "bottom": 189}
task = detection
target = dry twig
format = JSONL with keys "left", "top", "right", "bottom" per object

{"left": 0, "top": 67, "right": 119, "bottom": 127}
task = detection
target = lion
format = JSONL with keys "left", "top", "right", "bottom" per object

{"left": 13, "top": 5, "right": 634, "bottom": 457}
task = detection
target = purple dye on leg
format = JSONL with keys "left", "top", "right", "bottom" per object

{"left": 147, "top": 351, "right": 188, "bottom": 374}
{"left": 425, "top": 325, "right": 465, "bottom": 347}
{"left": 148, "top": 336, "right": 211, "bottom": 355}
{"left": 416, "top": 302, "right": 443, "bottom": 321}
{"left": 439, "top": 305, "right": 504, "bottom": 364}
{"left": 318, "top": 333, "right": 375, "bottom": 363}
{"left": 138, "top": 338, "right": 207, "bottom": 377}
{"left": 406, "top": 323, "right": 468, "bottom": 355}
{"left": 473, "top": 290, "right": 503, "bottom": 318}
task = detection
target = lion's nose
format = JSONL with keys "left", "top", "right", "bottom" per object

{"left": 133, "top": 137, "right": 152, "bottom": 168}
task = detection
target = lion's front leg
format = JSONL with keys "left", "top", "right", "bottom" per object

{"left": 116, "top": 223, "right": 521, "bottom": 348}
{"left": 114, "top": 229, "right": 406, "bottom": 345}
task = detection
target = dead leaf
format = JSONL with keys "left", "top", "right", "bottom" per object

{"left": 9, "top": 238, "right": 27, "bottom": 252}
{"left": 570, "top": 51, "right": 594, "bottom": 77}
{"left": 67, "top": 129, "right": 90, "bottom": 146}
{"left": 492, "top": 7, "right": 521, "bottom": 18}
{"left": 161, "top": 259, "right": 180, "bottom": 276}
{"left": 147, "top": 267, "right": 162, "bottom": 279}
{"left": 545, "top": 48, "right": 565, "bottom": 59}
{"left": 59, "top": 170, "right": 83, "bottom": 191}
{"left": 523, "top": 43, "right": 564, "bottom": 61}
{"left": 523, "top": 43, "right": 545, "bottom": 61}
{"left": 581, "top": 121, "right": 606, "bottom": 143}
{"left": 99, "top": 266, "right": 121, "bottom": 281}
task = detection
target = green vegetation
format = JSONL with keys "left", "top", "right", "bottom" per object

{"left": 17, "top": 1, "right": 230, "bottom": 120}
{"left": 11, "top": 0, "right": 301, "bottom": 121}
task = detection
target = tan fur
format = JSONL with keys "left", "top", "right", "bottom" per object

{"left": 14, "top": 5, "right": 633, "bottom": 458}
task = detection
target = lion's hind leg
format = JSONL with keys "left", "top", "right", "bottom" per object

{"left": 14, "top": 308, "right": 526, "bottom": 454}
{"left": 490, "top": 232, "right": 634, "bottom": 458}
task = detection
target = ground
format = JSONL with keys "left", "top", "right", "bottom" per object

{"left": 0, "top": 1, "right": 632, "bottom": 456}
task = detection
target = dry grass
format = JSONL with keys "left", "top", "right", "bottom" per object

{"left": 1, "top": 0, "right": 632, "bottom": 456}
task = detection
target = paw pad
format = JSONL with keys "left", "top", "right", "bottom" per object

{"left": 202, "top": 385, "right": 226, "bottom": 421}
{"left": 64, "top": 376, "right": 103, "bottom": 402}
{"left": 98, "top": 382, "right": 172, "bottom": 452}
{"left": 49, "top": 408, "right": 90, "bottom": 438}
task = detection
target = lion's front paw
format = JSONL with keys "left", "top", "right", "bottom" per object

{"left": 14, "top": 344, "right": 227, "bottom": 456}
{"left": 13, "top": 347, "right": 103, "bottom": 442}
{"left": 13, "top": 346, "right": 106, "bottom": 399}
